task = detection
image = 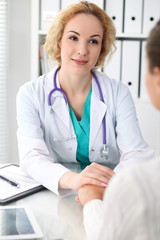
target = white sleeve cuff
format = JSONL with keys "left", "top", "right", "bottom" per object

{"left": 83, "top": 199, "right": 103, "bottom": 240}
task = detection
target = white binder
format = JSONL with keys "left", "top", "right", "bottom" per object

{"left": 124, "top": 0, "right": 143, "bottom": 34}
{"left": 143, "top": 0, "right": 160, "bottom": 34}
{"left": 40, "top": 0, "right": 60, "bottom": 31}
{"left": 140, "top": 41, "right": 149, "bottom": 100}
{"left": 103, "top": 40, "right": 121, "bottom": 81}
{"left": 61, "top": 0, "right": 104, "bottom": 9}
{"left": 121, "top": 40, "right": 140, "bottom": 99}
{"left": 105, "top": 0, "right": 124, "bottom": 33}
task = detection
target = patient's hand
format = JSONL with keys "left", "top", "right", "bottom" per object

{"left": 78, "top": 184, "right": 106, "bottom": 206}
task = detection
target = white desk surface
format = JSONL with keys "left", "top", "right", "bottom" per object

{"left": 0, "top": 163, "right": 86, "bottom": 240}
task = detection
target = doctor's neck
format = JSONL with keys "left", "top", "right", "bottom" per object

{"left": 58, "top": 68, "right": 92, "bottom": 95}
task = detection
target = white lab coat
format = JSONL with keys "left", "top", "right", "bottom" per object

{"left": 16, "top": 66, "right": 154, "bottom": 195}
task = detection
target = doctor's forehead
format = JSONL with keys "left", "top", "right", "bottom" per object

{"left": 63, "top": 14, "right": 103, "bottom": 36}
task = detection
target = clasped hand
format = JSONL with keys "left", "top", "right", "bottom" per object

{"left": 59, "top": 162, "right": 115, "bottom": 204}
{"left": 74, "top": 162, "right": 114, "bottom": 190}
{"left": 75, "top": 163, "right": 115, "bottom": 205}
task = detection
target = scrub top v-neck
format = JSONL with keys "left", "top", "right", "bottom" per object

{"left": 69, "top": 88, "right": 92, "bottom": 169}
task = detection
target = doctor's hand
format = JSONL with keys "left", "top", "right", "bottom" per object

{"left": 59, "top": 162, "right": 115, "bottom": 192}
{"left": 78, "top": 184, "right": 105, "bottom": 206}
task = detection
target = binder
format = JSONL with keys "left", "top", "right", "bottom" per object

{"left": 61, "top": 0, "right": 104, "bottom": 10}
{"left": 0, "top": 164, "right": 44, "bottom": 204}
{"left": 40, "top": 0, "right": 60, "bottom": 31}
{"left": 140, "top": 41, "right": 149, "bottom": 100}
{"left": 143, "top": 0, "right": 160, "bottom": 34}
{"left": 105, "top": 0, "right": 124, "bottom": 33}
{"left": 121, "top": 40, "right": 140, "bottom": 99}
{"left": 103, "top": 40, "right": 121, "bottom": 81}
{"left": 124, "top": 0, "right": 143, "bottom": 34}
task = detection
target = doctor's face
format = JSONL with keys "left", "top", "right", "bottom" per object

{"left": 59, "top": 13, "right": 103, "bottom": 75}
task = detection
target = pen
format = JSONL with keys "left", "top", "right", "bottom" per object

{"left": 0, "top": 175, "right": 20, "bottom": 188}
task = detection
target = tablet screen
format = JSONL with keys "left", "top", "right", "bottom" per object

{"left": 0, "top": 206, "right": 43, "bottom": 239}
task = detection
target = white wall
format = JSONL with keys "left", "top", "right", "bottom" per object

{"left": 8, "top": 0, "right": 31, "bottom": 163}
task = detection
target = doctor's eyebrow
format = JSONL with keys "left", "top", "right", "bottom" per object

{"left": 67, "top": 31, "right": 102, "bottom": 38}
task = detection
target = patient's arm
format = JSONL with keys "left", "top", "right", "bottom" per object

{"left": 78, "top": 184, "right": 106, "bottom": 206}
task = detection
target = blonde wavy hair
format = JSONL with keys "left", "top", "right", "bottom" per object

{"left": 45, "top": 1, "right": 116, "bottom": 68}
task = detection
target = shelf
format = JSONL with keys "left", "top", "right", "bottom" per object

{"left": 116, "top": 32, "right": 148, "bottom": 40}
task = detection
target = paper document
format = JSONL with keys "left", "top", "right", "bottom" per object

{"left": 0, "top": 164, "right": 44, "bottom": 204}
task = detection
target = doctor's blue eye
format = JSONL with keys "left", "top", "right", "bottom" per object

{"left": 89, "top": 39, "right": 98, "bottom": 44}
{"left": 69, "top": 36, "right": 78, "bottom": 41}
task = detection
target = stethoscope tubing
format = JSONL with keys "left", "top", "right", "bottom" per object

{"left": 48, "top": 67, "right": 107, "bottom": 146}
{"left": 48, "top": 66, "right": 69, "bottom": 105}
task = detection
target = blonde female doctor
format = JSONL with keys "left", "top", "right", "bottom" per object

{"left": 16, "top": 1, "right": 154, "bottom": 195}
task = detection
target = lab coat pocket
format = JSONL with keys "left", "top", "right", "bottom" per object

{"left": 51, "top": 137, "right": 77, "bottom": 163}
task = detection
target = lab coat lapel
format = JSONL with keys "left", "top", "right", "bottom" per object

{"left": 90, "top": 79, "right": 107, "bottom": 150}
{"left": 51, "top": 97, "right": 71, "bottom": 129}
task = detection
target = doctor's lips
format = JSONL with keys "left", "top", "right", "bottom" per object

{"left": 72, "top": 58, "right": 88, "bottom": 65}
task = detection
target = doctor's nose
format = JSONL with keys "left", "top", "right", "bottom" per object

{"left": 77, "top": 42, "right": 88, "bottom": 56}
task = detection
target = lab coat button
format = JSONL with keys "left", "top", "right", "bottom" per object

{"left": 91, "top": 148, "right": 95, "bottom": 152}
{"left": 68, "top": 147, "right": 72, "bottom": 151}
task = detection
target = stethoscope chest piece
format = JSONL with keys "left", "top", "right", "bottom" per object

{"left": 100, "top": 144, "right": 109, "bottom": 160}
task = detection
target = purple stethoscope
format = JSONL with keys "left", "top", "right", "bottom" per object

{"left": 48, "top": 66, "right": 109, "bottom": 160}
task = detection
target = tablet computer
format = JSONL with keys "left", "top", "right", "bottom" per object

{"left": 0, "top": 206, "right": 43, "bottom": 239}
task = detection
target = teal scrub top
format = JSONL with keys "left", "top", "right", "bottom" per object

{"left": 69, "top": 88, "right": 92, "bottom": 169}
